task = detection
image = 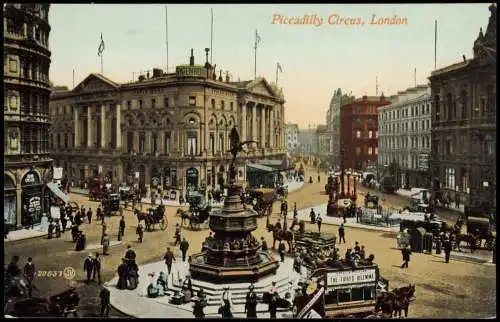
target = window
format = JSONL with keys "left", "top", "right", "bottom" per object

{"left": 368, "top": 147, "right": 373, "bottom": 155}
{"left": 446, "top": 93, "right": 453, "bottom": 120}
{"left": 164, "top": 132, "right": 171, "bottom": 154}
{"left": 151, "top": 98, "right": 156, "bottom": 108}
{"left": 230, "top": 102, "right": 234, "bottom": 111}
{"left": 356, "top": 146, "right": 361, "bottom": 155}
{"left": 9, "top": 58, "right": 17, "bottom": 73}
{"left": 485, "top": 137, "right": 494, "bottom": 156}
{"left": 445, "top": 168, "right": 456, "bottom": 189}
{"left": 164, "top": 97, "right": 169, "bottom": 108}
{"left": 375, "top": 147, "right": 378, "bottom": 155}
{"left": 368, "top": 130, "right": 373, "bottom": 139}
{"left": 356, "top": 130, "right": 361, "bottom": 138}
{"left": 127, "top": 101, "right": 132, "bottom": 110}
{"left": 446, "top": 139, "right": 454, "bottom": 155}
{"left": 210, "top": 133, "right": 215, "bottom": 154}
{"left": 139, "top": 100, "right": 143, "bottom": 109}
{"left": 127, "top": 132, "right": 133, "bottom": 153}
{"left": 189, "top": 96, "right": 196, "bottom": 106}
{"left": 211, "top": 99, "right": 215, "bottom": 109}
{"left": 64, "top": 133, "right": 69, "bottom": 148}
{"left": 221, "top": 100, "right": 225, "bottom": 110}
{"left": 139, "top": 132, "right": 145, "bottom": 153}
{"left": 434, "top": 95, "right": 440, "bottom": 121}
{"left": 375, "top": 131, "right": 378, "bottom": 138}
{"left": 187, "top": 131, "right": 197, "bottom": 155}
{"left": 152, "top": 133, "right": 158, "bottom": 154}
{"left": 219, "top": 134, "right": 224, "bottom": 152}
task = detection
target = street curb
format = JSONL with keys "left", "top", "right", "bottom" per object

{"left": 4, "top": 232, "right": 47, "bottom": 244}
{"left": 431, "top": 252, "right": 490, "bottom": 264}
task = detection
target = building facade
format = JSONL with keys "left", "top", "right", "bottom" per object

{"left": 285, "top": 123, "right": 299, "bottom": 156}
{"left": 378, "top": 85, "right": 432, "bottom": 189}
{"left": 429, "top": 3, "right": 496, "bottom": 212}
{"left": 327, "top": 89, "right": 352, "bottom": 167}
{"left": 49, "top": 50, "right": 287, "bottom": 191}
{"left": 297, "top": 128, "right": 317, "bottom": 156}
{"left": 340, "top": 95, "right": 391, "bottom": 170}
{"left": 315, "top": 124, "right": 331, "bottom": 159}
{"left": 4, "top": 4, "right": 53, "bottom": 229}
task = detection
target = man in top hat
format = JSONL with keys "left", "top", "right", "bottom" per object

{"left": 83, "top": 254, "right": 94, "bottom": 284}
{"left": 245, "top": 284, "right": 258, "bottom": 318}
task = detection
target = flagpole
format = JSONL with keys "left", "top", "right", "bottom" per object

{"left": 434, "top": 20, "right": 437, "bottom": 70}
{"left": 210, "top": 8, "right": 213, "bottom": 65}
{"left": 254, "top": 30, "right": 257, "bottom": 80}
{"left": 275, "top": 63, "right": 278, "bottom": 85}
{"left": 101, "top": 53, "right": 103, "bottom": 74}
{"left": 72, "top": 69, "right": 75, "bottom": 89}
{"left": 165, "top": 6, "right": 169, "bottom": 73}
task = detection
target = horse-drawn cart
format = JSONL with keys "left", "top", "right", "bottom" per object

{"left": 467, "top": 216, "right": 495, "bottom": 250}
{"left": 102, "top": 193, "right": 120, "bottom": 216}
{"left": 245, "top": 188, "right": 277, "bottom": 217}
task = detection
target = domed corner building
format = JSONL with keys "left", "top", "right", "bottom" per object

{"left": 4, "top": 4, "right": 54, "bottom": 231}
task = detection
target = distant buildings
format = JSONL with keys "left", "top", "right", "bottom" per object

{"left": 429, "top": 3, "right": 496, "bottom": 212}
{"left": 297, "top": 128, "right": 317, "bottom": 156}
{"left": 327, "top": 89, "right": 352, "bottom": 167}
{"left": 315, "top": 124, "right": 331, "bottom": 159}
{"left": 378, "top": 85, "right": 432, "bottom": 188}
{"left": 49, "top": 50, "right": 287, "bottom": 191}
{"left": 4, "top": 4, "right": 53, "bottom": 229}
{"left": 285, "top": 123, "right": 299, "bottom": 155}
{"left": 340, "top": 95, "right": 391, "bottom": 170}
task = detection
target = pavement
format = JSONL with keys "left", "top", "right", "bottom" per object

{"left": 106, "top": 257, "right": 300, "bottom": 318}
{"left": 5, "top": 225, "right": 48, "bottom": 242}
{"left": 286, "top": 203, "right": 399, "bottom": 233}
{"left": 395, "top": 188, "right": 465, "bottom": 214}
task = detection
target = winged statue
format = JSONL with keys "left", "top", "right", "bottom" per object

{"left": 227, "top": 126, "right": 257, "bottom": 183}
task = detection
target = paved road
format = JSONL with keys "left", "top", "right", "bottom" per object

{"left": 4, "top": 168, "right": 494, "bottom": 318}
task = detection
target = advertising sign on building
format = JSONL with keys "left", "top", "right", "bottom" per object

{"left": 326, "top": 268, "right": 376, "bottom": 289}
{"left": 53, "top": 167, "right": 63, "bottom": 180}
{"left": 418, "top": 154, "right": 429, "bottom": 171}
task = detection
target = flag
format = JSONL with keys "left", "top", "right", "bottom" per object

{"left": 277, "top": 62, "right": 283, "bottom": 73}
{"left": 98, "top": 33, "right": 105, "bottom": 56}
{"left": 255, "top": 29, "right": 262, "bottom": 46}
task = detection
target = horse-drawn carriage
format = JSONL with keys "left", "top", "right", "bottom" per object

{"left": 134, "top": 205, "right": 168, "bottom": 231}
{"left": 245, "top": 188, "right": 277, "bottom": 218}
{"left": 176, "top": 192, "right": 211, "bottom": 230}
{"left": 466, "top": 216, "right": 495, "bottom": 250}
{"left": 87, "top": 177, "right": 108, "bottom": 201}
{"left": 102, "top": 193, "right": 121, "bottom": 216}
{"left": 275, "top": 185, "right": 288, "bottom": 200}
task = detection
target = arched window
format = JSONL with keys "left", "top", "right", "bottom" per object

{"left": 211, "top": 99, "right": 215, "bottom": 109}
{"left": 221, "top": 100, "right": 225, "bottom": 110}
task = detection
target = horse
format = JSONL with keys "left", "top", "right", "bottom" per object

{"left": 134, "top": 209, "right": 153, "bottom": 231}
{"left": 374, "top": 284, "right": 415, "bottom": 318}
{"left": 451, "top": 233, "right": 476, "bottom": 252}
{"left": 391, "top": 284, "right": 415, "bottom": 318}
{"left": 267, "top": 223, "right": 294, "bottom": 252}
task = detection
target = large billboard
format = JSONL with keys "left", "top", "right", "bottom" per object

{"left": 418, "top": 153, "right": 429, "bottom": 171}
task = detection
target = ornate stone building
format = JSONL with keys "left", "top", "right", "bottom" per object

{"left": 429, "top": 3, "right": 496, "bottom": 212}
{"left": 315, "top": 124, "right": 331, "bottom": 160}
{"left": 378, "top": 85, "right": 432, "bottom": 189}
{"left": 4, "top": 4, "right": 53, "bottom": 229}
{"left": 49, "top": 50, "right": 286, "bottom": 191}
{"left": 340, "top": 95, "right": 391, "bottom": 170}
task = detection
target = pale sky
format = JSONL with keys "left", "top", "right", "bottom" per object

{"left": 49, "top": 3, "right": 491, "bottom": 128}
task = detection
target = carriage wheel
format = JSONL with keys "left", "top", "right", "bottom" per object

{"left": 160, "top": 216, "right": 168, "bottom": 231}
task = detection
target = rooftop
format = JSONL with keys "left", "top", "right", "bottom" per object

{"left": 430, "top": 59, "right": 472, "bottom": 77}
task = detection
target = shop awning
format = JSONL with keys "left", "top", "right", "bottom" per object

{"left": 247, "top": 163, "right": 276, "bottom": 172}
{"left": 47, "top": 182, "right": 70, "bottom": 203}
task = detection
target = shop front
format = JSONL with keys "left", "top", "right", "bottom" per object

{"left": 4, "top": 174, "right": 17, "bottom": 228}
{"left": 21, "top": 171, "right": 43, "bottom": 227}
